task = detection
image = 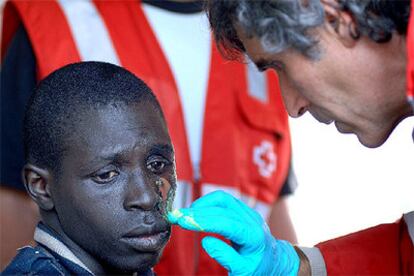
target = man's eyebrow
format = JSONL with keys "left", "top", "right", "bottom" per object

{"left": 78, "top": 150, "right": 126, "bottom": 174}
{"left": 100, "top": 144, "right": 174, "bottom": 161}
{"left": 90, "top": 149, "right": 128, "bottom": 165}
{"left": 149, "top": 144, "right": 174, "bottom": 156}
{"left": 82, "top": 144, "right": 174, "bottom": 172}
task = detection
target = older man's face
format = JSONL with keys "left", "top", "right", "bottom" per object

{"left": 235, "top": 21, "right": 410, "bottom": 148}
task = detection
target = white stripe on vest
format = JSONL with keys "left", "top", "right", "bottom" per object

{"left": 202, "top": 183, "right": 272, "bottom": 220}
{"left": 246, "top": 60, "right": 268, "bottom": 103}
{"left": 173, "top": 180, "right": 193, "bottom": 209}
{"left": 57, "top": 0, "right": 120, "bottom": 65}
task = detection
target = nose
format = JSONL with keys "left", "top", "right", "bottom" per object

{"left": 124, "top": 172, "right": 160, "bottom": 211}
{"left": 278, "top": 75, "right": 309, "bottom": 118}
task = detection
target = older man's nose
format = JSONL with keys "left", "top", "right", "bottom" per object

{"left": 279, "top": 77, "right": 309, "bottom": 118}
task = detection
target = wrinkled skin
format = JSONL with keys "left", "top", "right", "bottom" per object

{"left": 235, "top": 19, "right": 412, "bottom": 148}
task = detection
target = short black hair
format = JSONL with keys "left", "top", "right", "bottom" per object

{"left": 23, "top": 61, "right": 163, "bottom": 173}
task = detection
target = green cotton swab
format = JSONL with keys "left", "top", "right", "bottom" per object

{"left": 170, "top": 209, "right": 204, "bottom": 231}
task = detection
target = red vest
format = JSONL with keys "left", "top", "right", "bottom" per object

{"left": 316, "top": 212, "right": 414, "bottom": 275}
{"left": 2, "top": 1, "right": 292, "bottom": 274}
{"left": 407, "top": 0, "right": 414, "bottom": 102}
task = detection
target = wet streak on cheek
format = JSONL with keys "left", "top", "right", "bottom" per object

{"left": 159, "top": 178, "right": 170, "bottom": 200}
{"left": 157, "top": 177, "right": 176, "bottom": 221}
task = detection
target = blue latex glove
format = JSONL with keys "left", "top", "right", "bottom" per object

{"left": 168, "top": 191, "right": 300, "bottom": 276}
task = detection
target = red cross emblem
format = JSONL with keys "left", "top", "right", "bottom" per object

{"left": 253, "top": 140, "right": 277, "bottom": 178}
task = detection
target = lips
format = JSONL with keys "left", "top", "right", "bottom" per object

{"left": 122, "top": 226, "right": 170, "bottom": 252}
{"left": 314, "top": 115, "right": 333, "bottom": 125}
{"left": 334, "top": 121, "right": 353, "bottom": 133}
{"left": 309, "top": 110, "right": 333, "bottom": 125}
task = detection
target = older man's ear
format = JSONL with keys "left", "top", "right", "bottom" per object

{"left": 322, "top": 0, "right": 358, "bottom": 48}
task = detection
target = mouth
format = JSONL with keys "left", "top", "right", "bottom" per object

{"left": 121, "top": 229, "right": 170, "bottom": 252}
{"left": 321, "top": 119, "right": 333, "bottom": 125}
{"left": 315, "top": 117, "right": 333, "bottom": 125}
{"left": 309, "top": 110, "right": 333, "bottom": 125}
{"left": 121, "top": 226, "right": 171, "bottom": 252}
{"left": 334, "top": 121, "right": 353, "bottom": 134}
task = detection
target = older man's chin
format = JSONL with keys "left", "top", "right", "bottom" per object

{"left": 332, "top": 121, "right": 392, "bottom": 148}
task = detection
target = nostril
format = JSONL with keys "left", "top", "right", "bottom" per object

{"left": 298, "top": 107, "right": 307, "bottom": 117}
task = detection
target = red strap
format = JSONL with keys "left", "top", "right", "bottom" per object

{"left": 8, "top": 0, "right": 81, "bottom": 80}
{"left": 1, "top": 2, "right": 20, "bottom": 60}
{"left": 407, "top": 0, "right": 414, "bottom": 141}
{"left": 408, "top": 0, "right": 414, "bottom": 100}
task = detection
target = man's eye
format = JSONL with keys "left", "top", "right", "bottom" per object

{"left": 147, "top": 160, "right": 167, "bottom": 174}
{"left": 270, "top": 64, "right": 284, "bottom": 73}
{"left": 92, "top": 170, "right": 119, "bottom": 184}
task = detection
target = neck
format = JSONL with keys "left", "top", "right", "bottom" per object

{"left": 378, "top": 34, "right": 414, "bottom": 142}
{"left": 41, "top": 211, "right": 106, "bottom": 274}
{"left": 388, "top": 35, "right": 413, "bottom": 119}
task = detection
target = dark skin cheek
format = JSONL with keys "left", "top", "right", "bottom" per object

{"left": 155, "top": 176, "right": 176, "bottom": 219}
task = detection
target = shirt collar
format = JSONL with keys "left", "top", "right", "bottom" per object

{"left": 34, "top": 223, "right": 94, "bottom": 274}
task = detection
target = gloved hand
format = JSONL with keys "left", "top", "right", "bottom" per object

{"left": 168, "top": 191, "right": 300, "bottom": 276}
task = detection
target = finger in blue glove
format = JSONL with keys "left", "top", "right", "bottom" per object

{"left": 168, "top": 191, "right": 300, "bottom": 276}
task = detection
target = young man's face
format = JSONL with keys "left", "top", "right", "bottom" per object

{"left": 50, "top": 102, "right": 176, "bottom": 273}
{"left": 236, "top": 19, "right": 409, "bottom": 148}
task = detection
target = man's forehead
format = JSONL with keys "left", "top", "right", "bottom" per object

{"left": 235, "top": 25, "right": 275, "bottom": 64}
{"left": 65, "top": 103, "right": 169, "bottom": 150}
{"left": 75, "top": 102, "right": 163, "bottom": 127}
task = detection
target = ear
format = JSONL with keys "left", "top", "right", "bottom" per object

{"left": 22, "top": 164, "right": 54, "bottom": 211}
{"left": 322, "top": 0, "right": 359, "bottom": 48}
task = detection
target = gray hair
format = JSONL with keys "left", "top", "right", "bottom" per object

{"left": 206, "top": 0, "right": 410, "bottom": 60}
{"left": 237, "top": 0, "right": 324, "bottom": 59}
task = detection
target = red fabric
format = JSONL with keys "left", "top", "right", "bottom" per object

{"left": 407, "top": 0, "right": 414, "bottom": 98}
{"left": 400, "top": 219, "right": 414, "bottom": 275}
{"left": 316, "top": 216, "right": 414, "bottom": 275}
{"left": 2, "top": 1, "right": 292, "bottom": 274}
{"left": 6, "top": 1, "right": 81, "bottom": 80}
{"left": 1, "top": 2, "right": 20, "bottom": 60}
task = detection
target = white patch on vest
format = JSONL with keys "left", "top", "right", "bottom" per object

{"left": 142, "top": 4, "right": 211, "bottom": 175}
{"left": 246, "top": 60, "right": 268, "bottom": 103}
{"left": 403, "top": 211, "right": 414, "bottom": 245}
{"left": 253, "top": 140, "right": 277, "bottom": 178}
{"left": 173, "top": 180, "right": 193, "bottom": 209}
{"left": 201, "top": 183, "right": 272, "bottom": 220}
{"left": 57, "top": 0, "right": 120, "bottom": 65}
